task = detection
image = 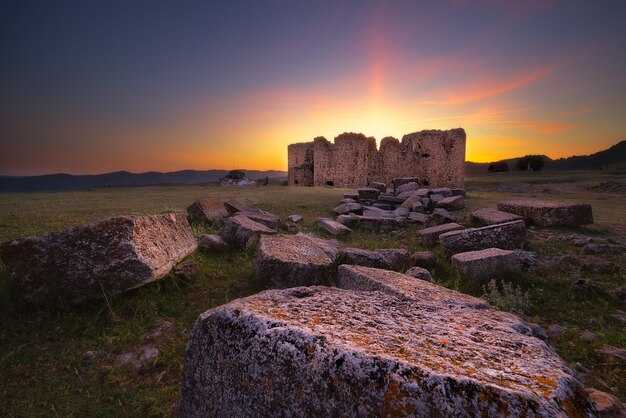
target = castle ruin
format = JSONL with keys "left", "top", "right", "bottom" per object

{"left": 288, "top": 128, "right": 466, "bottom": 189}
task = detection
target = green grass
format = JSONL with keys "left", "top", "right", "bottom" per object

{"left": 1, "top": 173, "right": 625, "bottom": 415}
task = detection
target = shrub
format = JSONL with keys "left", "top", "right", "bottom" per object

{"left": 482, "top": 279, "right": 531, "bottom": 314}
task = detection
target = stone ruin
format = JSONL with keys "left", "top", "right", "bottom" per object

{"left": 288, "top": 128, "right": 466, "bottom": 189}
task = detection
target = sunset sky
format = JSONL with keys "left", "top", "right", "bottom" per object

{"left": 1, "top": 0, "right": 625, "bottom": 175}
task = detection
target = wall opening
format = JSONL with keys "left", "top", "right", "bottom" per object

{"left": 422, "top": 153, "right": 430, "bottom": 158}
{"left": 325, "top": 181, "right": 334, "bottom": 187}
{"left": 294, "top": 179, "right": 299, "bottom": 184}
{"left": 422, "top": 179, "right": 430, "bottom": 186}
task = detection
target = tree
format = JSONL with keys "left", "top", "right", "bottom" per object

{"left": 516, "top": 155, "right": 545, "bottom": 171}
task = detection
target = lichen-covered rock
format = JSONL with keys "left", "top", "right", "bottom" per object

{"left": 357, "top": 187, "right": 380, "bottom": 200}
{"left": 439, "top": 220, "right": 527, "bottom": 255}
{"left": 186, "top": 198, "right": 228, "bottom": 223}
{"left": 405, "top": 266, "right": 433, "bottom": 282}
{"left": 436, "top": 195, "right": 465, "bottom": 210}
{"left": 357, "top": 216, "right": 404, "bottom": 231}
{"left": 317, "top": 218, "right": 352, "bottom": 236}
{"left": 408, "top": 212, "right": 430, "bottom": 224}
{"left": 174, "top": 259, "right": 200, "bottom": 281}
{"left": 333, "top": 203, "right": 363, "bottom": 215}
{"left": 180, "top": 283, "right": 595, "bottom": 417}
{"left": 428, "top": 208, "right": 457, "bottom": 226}
{"left": 235, "top": 210, "right": 283, "bottom": 230}
{"left": 223, "top": 199, "right": 256, "bottom": 216}
{"left": 198, "top": 234, "right": 229, "bottom": 252}
{"left": 300, "top": 233, "right": 340, "bottom": 261}
{"left": 371, "top": 182, "right": 386, "bottom": 192}
{"left": 255, "top": 234, "right": 332, "bottom": 288}
{"left": 339, "top": 248, "right": 410, "bottom": 271}
{"left": 471, "top": 207, "right": 524, "bottom": 226}
{"left": 395, "top": 181, "right": 419, "bottom": 195}
{"left": 412, "top": 251, "right": 436, "bottom": 269}
{"left": 392, "top": 177, "right": 420, "bottom": 193}
{"left": 419, "top": 223, "right": 465, "bottom": 246}
{"left": 219, "top": 215, "right": 276, "bottom": 247}
{"left": 586, "top": 388, "right": 625, "bottom": 418}
{"left": 497, "top": 200, "right": 593, "bottom": 227}
{"left": 451, "top": 248, "right": 522, "bottom": 282}
{"left": 0, "top": 214, "right": 197, "bottom": 304}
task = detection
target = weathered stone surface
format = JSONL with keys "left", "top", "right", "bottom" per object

{"left": 337, "top": 265, "right": 488, "bottom": 309}
{"left": 287, "top": 214, "right": 303, "bottom": 223}
{"left": 451, "top": 188, "right": 466, "bottom": 197}
{"left": 407, "top": 212, "right": 430, "bottom": 224}
{"left": 393, "top": 207, "right": 410, "bottom": 217}
{"left": 581, "top": 243, "right": 625, "bottom": 255}
{"left": 357, "top": 187, "right": 380, "bottom": 200}
{"left": 333, "top": 203, "right": 362, "bottom": 215}
{"left": 412, "top": 251, "right": 436, "bottom": 269}
{"left": 436, "top": 195, "right": 465, "bottom": 210}
{"left": 339, "top": 248, "right": 410, "bottom": 271}
{"left": 371, "top": 181, "right": 386, "bottom": 192}
{"left": 431, "top": 188, "right": 453, "bottom": 197}
{"left": 440, "top": 220, "right": 527, "bottom": 255}
{"left": 378, "top": 194, "right": 405, "bottom": 204}
{"left": 451, "top": 248, "right": 522, "bottom": 282}
{"left": 317, "top": 218, "right": 352, "bottom": 236}
{"left": 362, "top": 209, "right": 394, "bottom": 218}
{"left": 428, "top": 208, "right": 456, "bottom": 226}
{"left": 181, "top": 280, "right": 594, "bottom": 417}
{"left": 371, "top": 202, "right": 393, "bottom": 210}
{"left": 392, "top": 177, "right": 420, "bottom": 192}
{"left": 0, "top": 214, "right": 197, "bottom": 304}
{"left": 301, "top": 233, "right": 340, "bottom": 261}
{"left": 411, "top": 202, "right": 424, "bottom": 213}
{"left": 219, "top": 215, "right": 276, "bottom": 247}
{"left": 586, "top": 388, "right": 626, "bottom": 418}
{"left": 419, "top": 223, "right": 465, "bottom": 246}
{"left": 336, "top": 214, "right": 359, "bottom": 226}
{"left": 430, "top": 194, "right": 445, "bottom": 205}
{"left": 186, "top": 198, "right": 228, "bottom": 223}
{"left": 397, "top": 190, "right": 422, "bottom": 200}
{"left": 357, "top": 216, "right": 403, "bottom": 231}
{"left": 400, "top": 194, "right": 422, "bottom": 209}
{"left": 255, "top": 235, "right": 331, "bottom": 288}
{"left": 223, "top": 199, "right": 256, "bottom": 216}
{"left": 198, "top": 234, "right": 229, "bottom": 252}
{"left": 497, "top": 200, "right": 593, "bottom": 227}
{"left": 343, "top": 192, "right": 359, "bottom": 200}
{"left": 174, "top": 259, "right": 200, "bottom": 281}
{"left": 405, "top": 266, "right": 433, "bottom": 282}
{"left": 471, "top": 207, "right": 524, "bottom": 226}
{"left": 236, "top": 210, "right": 283, "bottom": 230}
{"left": 395, "top": 181, "right": 419, "bottom": 195}
{"left": 595, "top": 345, "right": 626, "bottom": 361}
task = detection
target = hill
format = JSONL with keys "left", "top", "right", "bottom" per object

{"left": 0, "top": 169, "right": 287, "bottom": 192}
{"left": 466, "top": 140, "right": 625, "bottom": 174}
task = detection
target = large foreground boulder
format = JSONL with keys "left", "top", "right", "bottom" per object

{"left": 0, "top": 214, "right": 197, "bottom": 304}
{"left": 180, "top": 282, "right": 595, "bottom": 417}
{"left": 255, "top": 234, "right": 332, "bottom": 288}
{"left": 497, "top": 200, "right": 593, "bottom": 227}
{"left": 186, "top": 198, "right": 228, "bottom": 223}
{"left": 219, "top": 215, "right": 276, "bottom": 247}
{"left": 439, "top": 220, "right": 527, "bottom": 255}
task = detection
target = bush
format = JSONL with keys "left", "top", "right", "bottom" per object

{"left": 482, "top": 279, "right": 531, "bottom": 314}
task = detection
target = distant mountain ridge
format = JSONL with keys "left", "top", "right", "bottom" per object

{"left": 465, "top": 140, "right": 626, "bottom": 174}
{"left": 0, "top": 169, "right": 287, "bottom": 192}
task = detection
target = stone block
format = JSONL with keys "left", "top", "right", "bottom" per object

{"left": 405, "top": 266, "right": 433, "bottom": 282}
{"left": 370, "top": 182, "right": 386, "bottom": 192}
{"left": 395, "top": 181, "right": 419, "bottom": 196}
{"left": 471, "top": 207, "right": 523, "bottom": 226}
{"left": 339, "top": 248, "right": 410, "bottom": 271}
{"left": 497, "top": 200, "right": 593, "bottom": 227}
{"left": 439, "top": 220, "right": 526, "bottom": 255}
{"left": 0, "top": 214, "right": 197, "bottom": 304}
{"left": 198, "top": 234, "right": 229, "bottom": 252}
{"left": 419, "top": 223, "right": 465, "bottom": 246}
{"left": 392, "top": 177, "right": 420, "bottom": 193}
{"left": 357, "top": 187, "right": 380, "bottom": 200}
{"left": 224, "top": 199, "right": 256, "bottom": 216}
{"left": 436, "top": 195, "right": 465, "bottom": 211}
{"left": 427, "top": 208, "right": 456, "bottom": 226}
{"left": 186, "top": 198, "right": 228, "bottom": 223}
{"left": 255, "top": 235, "right": 332, "bottom": 288}
{"left": 219, "top": 215, "right": 276, "bottom": 247}
{"left": 317, "top": 218, "right": 352, "bottom": 236}
{"left": 452, "top": 248, "right": 521, "bottom": 282}
{"left": 407, "top": 212, "right": 430, "bottom": 224}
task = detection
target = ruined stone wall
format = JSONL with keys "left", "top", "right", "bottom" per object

{"left": 287, "top": 128, "right": 466, "bottom": 188}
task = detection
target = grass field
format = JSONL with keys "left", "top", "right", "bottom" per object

{"left": 0, "top": 170, "right": 625, "bottom": 416}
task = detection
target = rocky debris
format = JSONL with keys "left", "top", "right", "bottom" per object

{"left": 116, "top": 345, "right": 160, "bottom": 369}
{"left": 431, "top": 188, "right": 453, "bottom": 197}
{"left": 419, "top": 223, "right": 465, "bottom": 246}
{"left": 317, "top": 218, "right": 352, "bottom": 236}
{"left": 174, "top": 260, "right": 200, "bottom": 281}
{"left": 339, "top": 248, "right": 410, "bottom": 272}
{"left": 429, "top": 193, "right": 445, "bottom": 205}
{"left": 372, "top": 202, "right": 393, "bottom": 210}
{"left": 451, "top": 248, "right": 521, "bottom": 282}
{"left": 236, "top": 210, "right": 283, "bottom": 230}
{"left": 497, "top": 200, "right": 593, "bottom": 227}
{"left": 513, "top": 249, "right": 540, "bottom": 271}
{"left": 343, "top": 191, "right": 359, "bottom": 200}
{"left": 181, "top": 281, "right": 595, "bottom": 417}
{"left": 436, "top": 195, "right": 464, "bottom": 210}
{"left": 412, "top": 251, "right": 436, "bottom": 269}
{"left": 336, "top": 214, "right": 359, "bottom": 226}
{"left": 0, "top": 213, "right": 197, "bottom": 304}
{"left": 439, "top": 220, "right": 527, "bottom": 256}
{"left": 341, "top": 198, "right": 357, "bottom": 204}
{"left": 471, "top": 207, "right": 524, "bottom": 226}
{"left": 186, "top": 198, "right": 228, "bottom": 223}
{"left": 377, "top": 194, "right": 405, "bottom": 204}
{"left": 357, "top": 187, "right": 380, "bottom": 200}
{"left": 392, "top": 177, "right": 420, "bottom": 193}
{"left": 370, "top": 182, "right": 386, "bottom": 192}
{"left": 147, "top": 320, "right": 175, "bottom": 341}
{"left": 583, "top": 259, "right": 617, "bottom": 274}
{"left": 400, "top": 194, "right": 421, "bottom": 209}
{"left": 397, "top": 190, "right": 422, "bottom": 200}
{"left": 407, "top": 212, "right": 430, "bottom": 224}
{"left": 333, "top": 203, "right": 363, "bottom": 215}
{"left": 528, "top": 323, "right": 548, "bottom": 341}
{"left": 198, "top": 234, "right": 229, "bottom": 252}
{"left": 427, "top": 208, "right": 456, "bottom": 226}
{"left": 595, "top": 345, "right": 626, "bottom": 361}
{"left": 547, "top": 324, "right": 564, "bottom": 339}
{"left": 586, "top": 388, "right": 626, "bottom": 418}
{"left": 395, "top": 181, "right": 419, "bottom": 195}
{"left": 405, "top": 266, "right": 433, "bottom": 282}
{"left": 580, "top": 330, "right": 600, "bottom": 343}
{"left": 301, "top": 233, "right": 340, "bottom": 261}
{"left": 223, "top": 199, "right": 256, "bottom": 216}
{"left": 219, "top": 215, "right": 276, "bottom": 247}
{"left": 451, "top": 188, "right": 466, "bottom": 196}
{"left": 581, "top": 243, "right": 625, "bottom": 255}
{"left": 255, "top": 235, "right": 332, "bottom": 288}
{"left": 571, "top": 278, "right": 603, "bottom": 292}
{"left": 357, "top": 216, "right": 404, "bottom": 232}
{"left": 284, "top": 222, "right": 300, "bottom": 234}
{"left": 393, "top": 207, "right": 410, "bottom": 217}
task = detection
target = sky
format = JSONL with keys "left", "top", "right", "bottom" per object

{"left": 1, "top": 0, "right": 625, "bottom": 175}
